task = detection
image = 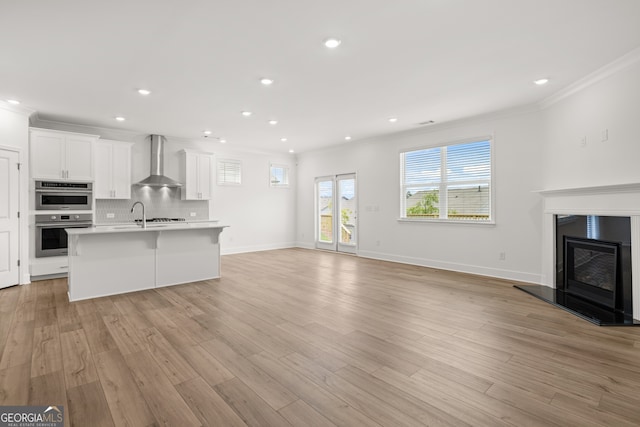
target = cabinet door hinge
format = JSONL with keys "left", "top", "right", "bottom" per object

{"left": 17, "top": 211, "right": 20, "bottom": 218}
{"left": 16, "top": 163, "right": 21, "bottom": 170}
{"left": 17, "top": 260, "right": 20, "bottom": 267}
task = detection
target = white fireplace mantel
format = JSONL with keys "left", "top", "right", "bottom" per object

{"left": 536, "top": 183, "right": 640, "bottom": 321}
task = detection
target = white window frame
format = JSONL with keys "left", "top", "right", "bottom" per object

{"left": 217, "top": 158, "right": 242, "bottom": 185}
{"left": 269, "top": 163, "right": 290, "bottom": 188}
{"left": 399, "top": 136, "right": 494, "bottom": 224}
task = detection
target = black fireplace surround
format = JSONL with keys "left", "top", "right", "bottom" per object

{"left": 516, "top": 215, "right": 638, "bottom": 326}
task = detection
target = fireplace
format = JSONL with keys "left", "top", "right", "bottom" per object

{"left": 516, "top": 212, "right": 637, "bottom": 325}
{"left": 564, "top": 236, "right": 620, "bottom": 309}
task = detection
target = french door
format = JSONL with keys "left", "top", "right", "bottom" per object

{"left": 315, "top": 173, "right": 357, "bottom": 253}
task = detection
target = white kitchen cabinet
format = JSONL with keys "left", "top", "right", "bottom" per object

{"left": 94, "top": 140, "right": 133, "bottom": 199}
{"left": 30, "top": 128, "right": 98, "bottom": 181}
{"left": 180, "top": 149, "right": 213, "bottom": 200}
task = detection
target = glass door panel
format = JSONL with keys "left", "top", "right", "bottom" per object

{"left": 337, "top": 174, "right": 357, "bottom": 254}
{"left": 315, "top": 177, "right": 336, "bottom": 250}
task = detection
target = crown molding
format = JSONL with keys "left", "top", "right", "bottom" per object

{"left": 539, "top": 46, "right": 640, "bottom": 109}
{"left": 0, "top": 101, "right": 36, "bottom": 116}
{"left": 29, "top": 115, "right": 295, "bottom": 158}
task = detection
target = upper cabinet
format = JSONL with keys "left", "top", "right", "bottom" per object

{"left": 30, "top": 128, "right": 97, "bottom": 181}
{"left": 180, "top": 149, "right": 213, "bottom": 200}
{"left": 94, "top": 140, "right": 133, "bottom": 199}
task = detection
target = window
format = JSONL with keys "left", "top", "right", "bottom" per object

{"left": 270, "top": 163, "right": 290, "bottom": 188}
{"left": 400, "top": 138, "right": 492, "bottom": 222}
{"left": 217, "top": 159, "right": 241, "bottom": 185}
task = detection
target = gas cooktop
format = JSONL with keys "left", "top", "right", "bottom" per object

{"left": 135, "top": 218, "right": 186, "bottom": 223}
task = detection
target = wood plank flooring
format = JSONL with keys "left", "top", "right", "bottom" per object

{"left": 2, "top": 248, "right": 640, "bottom": 426}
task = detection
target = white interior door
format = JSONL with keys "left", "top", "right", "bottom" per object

{"left": 315, "top": 174, "right": 357, "bottom": 253}
{"left": 0, "top": 148, "right": 20, "bottom": 289}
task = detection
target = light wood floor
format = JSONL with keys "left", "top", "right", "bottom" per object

{"left": 2, "top": 248, "right": 640, "bottom": 426}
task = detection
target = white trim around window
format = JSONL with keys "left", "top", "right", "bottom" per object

{"left": 269, "top": 163, "right": 290, "bottom": 188}
{"left": 217, "top": 158, "right": 242, "bottom": 185}
{"left": 399, "top": 136, "right": 494, "bottom": 224}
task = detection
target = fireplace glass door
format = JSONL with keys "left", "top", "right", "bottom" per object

{"left": 564, "top": 236, "right": 620, "bottom": 309}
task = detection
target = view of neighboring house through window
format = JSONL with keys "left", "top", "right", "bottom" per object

{"left": 217, "top": 159, "right": 242, "bottom": 185}
{"left": 400, "top": 138, "right": 492, "bottom": 221}
{"left": 270, "top": 164, "right": 289, "bottom": 187}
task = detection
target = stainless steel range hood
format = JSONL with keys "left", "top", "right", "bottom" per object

{"left": 134, "top": 134, "right": 183, "bottom": 187}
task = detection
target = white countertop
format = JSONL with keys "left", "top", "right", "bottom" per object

{"left": 66, "top": 221, "right": 228, "bottom": 235}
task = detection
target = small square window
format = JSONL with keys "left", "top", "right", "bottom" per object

{"left": 270, "top": 164, "right": 289, "bottom": 188}
{"left": 217, "top": 159, "right": 241, "bottom": 185}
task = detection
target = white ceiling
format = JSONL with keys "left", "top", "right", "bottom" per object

{"left": 2, "top": 0, "right": 640, "bottom": 153}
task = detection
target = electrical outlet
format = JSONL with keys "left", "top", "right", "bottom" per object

{"left": 579, "top": 137, "right": 587, "bottom": 147}
{"left": 106, "top": 213, "right": 115, "bottom": 219}
{"left": 376, "top": 240, "right": 380, "bottom": 246}
{"left": 601, "top": 129, "right": 609, "bottom": 142}
{"left": 190, "top": 212, "right": 196, "bottom": 217}
{"left": 499, "top": 252, "right": 506, "bottom": 261}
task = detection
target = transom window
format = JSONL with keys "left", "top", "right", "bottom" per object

{"left": 400, "top": 138, "right": 492, "bottom": 222}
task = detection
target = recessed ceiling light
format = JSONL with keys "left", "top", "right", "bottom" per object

{"left": 324, "top": 38, "right": 342, "bottom": 48}
{"left": 345, "top": 136, "right": 352, "bottom": 141}
{"left": 203, "top": 130, "right": 212, "bottom": 135}
{"left": 388, "top": 117, "right": 398, "bottom": 123}
{"left": 281, "top": 138, "right": 287, "bottom": 142}
{"left": 289, "top": 149, "right": 294, "bottom": 153}
{"left": 241, "top": 111, "right": 252, "bottom": 117}
{"left": 137, "top": 89, "right": 151, "bottom": 95}
{"left": 534, "top": 78, "right": 549, "bottom": 85}
{"left": 260, "top": 78, "right": 274, "bottom": 86}
{"left": 7, "top": 99, "right": 20, "bottom": 105}
{"left": 219, "top": 139, "right": 227, "bottom": 143}
{"left": 268, "top": 120, "right": 278, "bottom": 125}
{"left": 115, "top": 116, "right": 126, "bottom": 121}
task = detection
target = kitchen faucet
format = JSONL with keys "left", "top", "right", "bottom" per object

{"left": 131, "top": 201, "right": 146, "bottom": 228}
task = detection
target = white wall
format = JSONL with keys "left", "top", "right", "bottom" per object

{"left": 29, "top": 120, "right": 297, "bottom": 255}
{"left": 296, "top": 109, "right": 544, "bottom": 283}
{"left": 541, "top": 59, "right": 640, "bottom": 189}
{"left": 0, "top": 103, "right": 31, "bottom": 283}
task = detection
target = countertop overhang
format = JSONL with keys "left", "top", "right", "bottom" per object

{"left": 66, "top": 221, "right": 228, "bottom": 235}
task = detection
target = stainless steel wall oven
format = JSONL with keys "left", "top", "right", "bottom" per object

{"left": 35, "top": 214, "right": 93, "bottom": 257}
{"left": 35, "top": 181, "right": 93, "bottom": 210}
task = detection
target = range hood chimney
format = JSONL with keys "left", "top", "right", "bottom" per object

{"left": 134, "top": 135, "right": 183, "bottom": 187}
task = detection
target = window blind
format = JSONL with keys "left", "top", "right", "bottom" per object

{"left": 217, "top": 159, "right": 241, "bottom": 185}
{"left": 401, "top": 139, "right": 492, "bottom": 221}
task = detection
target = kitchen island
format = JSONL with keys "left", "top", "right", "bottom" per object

{"left": 65, "top": 222, "right": 228, "bottom": 301}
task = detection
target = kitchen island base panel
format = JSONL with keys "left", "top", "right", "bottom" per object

{"left": 68, "top": 232, "right": 157, "bottom": 301}
{"left": 157, "top": 228, "right": 221, "bottom": 287}
{"left": 67, "top": 225, "right": 226, "bottom": 301}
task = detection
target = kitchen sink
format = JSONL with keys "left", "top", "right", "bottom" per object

{"left": 109, "top": 224, "right": 171, "bottom": 230}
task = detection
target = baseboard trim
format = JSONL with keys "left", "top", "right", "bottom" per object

{"left": 357, "top": 249, "right": 542, "bottom": 284}
{"left": 221, "top": 242, "right": 296, "bottom": 255}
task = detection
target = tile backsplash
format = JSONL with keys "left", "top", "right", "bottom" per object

{"left": 95, "top": 187, "right": 209, "bottom": 224}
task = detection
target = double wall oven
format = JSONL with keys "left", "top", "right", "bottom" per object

{"left": 34, "top": 181, "right": 93, "bottom": 258}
